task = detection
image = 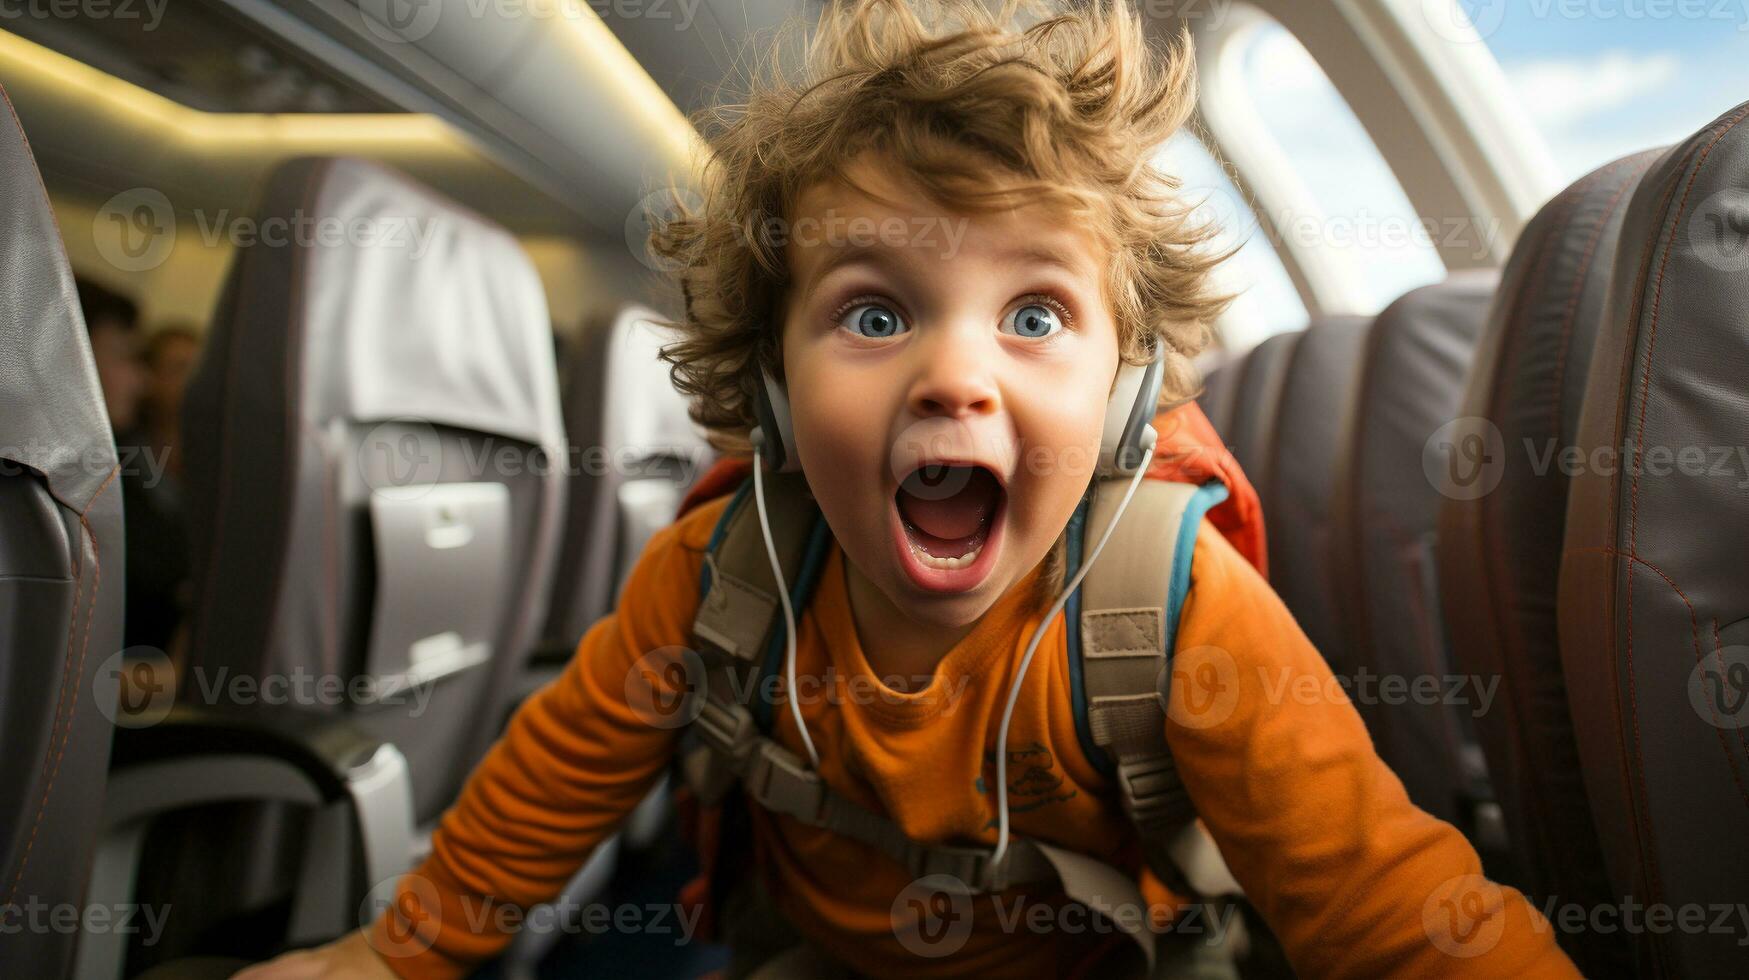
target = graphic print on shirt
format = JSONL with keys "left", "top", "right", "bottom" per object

{"left": 975, "top": 740, "right": 1077, "bottom": 828}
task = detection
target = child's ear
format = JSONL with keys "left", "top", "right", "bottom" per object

{"left": 752, "top": 369, "right": 802, "bottom": 472}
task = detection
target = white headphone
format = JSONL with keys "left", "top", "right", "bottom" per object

{"left": 750, "top": 348, "right": 1166, "bottom": 478}
{"left": 746, "top": 347, "right": 1167, "bottom": 874}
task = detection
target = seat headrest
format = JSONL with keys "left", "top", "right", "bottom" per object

{"left": 1559, "top": 101, "right": 1749, "bottom": 976}
{"left": 571, "top": 304, "right": 709, "bottom": 465}
{"left": 245, "top": 157, "right": 563, "bottom": 453}
{"left": 0, "top": 86, "right": 116, "bottom": 507}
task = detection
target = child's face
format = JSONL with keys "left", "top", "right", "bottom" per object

{"left": 779, "top": 155, "right": 1120, "bottom": 629}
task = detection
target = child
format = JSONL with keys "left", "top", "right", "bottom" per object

{"left": 237, "top": 1, "right": 1577, "bottom": 977}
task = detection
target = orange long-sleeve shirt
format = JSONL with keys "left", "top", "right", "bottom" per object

{"left": 367, "top": 493, "right": 1577, "bottom": 978}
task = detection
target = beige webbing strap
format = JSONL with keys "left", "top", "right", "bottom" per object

{"left": 690, "top": 651, "right": 1163, "bottom": 968}
{"left": 1080, "top": 480, "right": 1237, "bottom": 900}
{"left": 685, "top": 471, "right": 815, "bottom": 808}
{"left": 691, "top": 471, "right": 816, "bottom": 663}
{"left": 1031, "top": 840, "right": 1160, "bottom": 970}
{"left": 682, "top": 472, "right": 1199, "bottom": 972}
{"left": 695, "top": 690, "right": 1063, "bottom": 891}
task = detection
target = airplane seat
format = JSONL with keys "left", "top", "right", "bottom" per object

{"left": 498, "top": 305, "right": 710, "bottom": 974}
{"left": 538, "top": 303, "right": 710, "bottom": 663}
{"left": 1259, "top": 315, "right": 1374, "bottom": 672}
{"left": 151, "top": 157, "right": 566, "bottom": 960}
{"left": 0, "top": 83, "right": 126, "bottom": 977}
{"left": 1194, "top": 346, "right": 1244, "bottom": 437}
{"left": 1223, "top": 329, "right": 1301, "bottom": 507}
{"left": 1435, "top": 150, "right": 1659, "bottom": 975}
{"left": 1558, "top": 101, "right": 1749, "bottom": 977}
{"left": 1328, "top": 272, "right": 1500, "bottom": 835}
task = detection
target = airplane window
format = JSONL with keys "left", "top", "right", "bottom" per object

{"left": 1156, "top": 132, "right": 1308, "bottom": 350}
{"left": 1232, "top": 21, "right": 1447, "bottom": 314}
{"left": 1456, "top": 0, "right": 1749, "bottom": 183}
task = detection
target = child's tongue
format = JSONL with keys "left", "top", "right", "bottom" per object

{"left": 896, "top": 466, "right": 999, "bottom": 553}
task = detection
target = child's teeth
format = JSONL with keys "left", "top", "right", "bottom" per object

{"left": 911, "top": 540, "right": 982, "bottom": 570}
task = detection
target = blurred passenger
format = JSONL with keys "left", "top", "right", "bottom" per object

{"left": 76, "top": 277, "right": 146, "bottom": 432}
{"left": 141, "top": 324, "right": 200, "bottom": 482}
{"left": 75, "top": 277, "right": 196, "bottom": 657}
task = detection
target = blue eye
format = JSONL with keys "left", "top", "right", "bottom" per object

{"left": 838, "top": 303, "right": 908, "bottom": 339}
{"left": 1003, "top": 303, "right": 1064, "bottom": 339}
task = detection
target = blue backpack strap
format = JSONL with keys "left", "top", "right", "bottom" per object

{"left": 690, "top": 473, "right": 833, "bottom": 733}
{"left": 1066, "top": 478, "right": 1231, "bottom": 895}
{"left": 1068, "top": 479, "right": 1228, "bottom": 776}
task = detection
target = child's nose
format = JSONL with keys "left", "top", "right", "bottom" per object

{"left": 905, "top": 330, "right": 1000, "bottom": 419}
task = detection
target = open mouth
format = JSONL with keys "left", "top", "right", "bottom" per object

{"left": 891, "top": 463, "right": 1006, "bottom": 590}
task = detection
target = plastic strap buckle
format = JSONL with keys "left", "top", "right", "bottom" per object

{"left": 745, "top": 741, "right": 825, "bottom": 823}
{"left": 1116, "top": 753, "right": 1190, "bottom": 828}
{"left": 906, "top": 842, "right": 998, "bottom": 893}
{"left": 694, "top": 692, "right": 759, "bottom": 768}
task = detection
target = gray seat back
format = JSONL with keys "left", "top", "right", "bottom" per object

{"left": 1559, "top": 102, "right": 1749, "bottom": 977}
{"left": 179, "top": 157, "right": 566, "bottom": 822}
{"left": 542, "top": 304, "right": 709, "bottom": 648}
{"left": 1436, "top": 150, "right": 1658, "bottom": 974}
{"left": 1194, "top": 349, "right": 1243, "bottom": 437}
{"left": 1224, "top": 330, "right": 1300, "bottom": 497}
{"left": 0, "top": 84, "right": 125, "bottom": 976}
{"left": 1331, "top": 272, "right": 1498, "bottom": 827}
{"left": 1262, "top": 315, "right": 1372, "bottom": 672}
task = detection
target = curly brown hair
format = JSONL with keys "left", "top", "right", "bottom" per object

{"left": 651, "top": 0, "right": 1229, "bottom": 455}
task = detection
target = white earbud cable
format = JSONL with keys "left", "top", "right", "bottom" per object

{"left": 990, "top": 435, "right": 1156, "bottom": 870}
{"left": 754, "top": 428, "right": 1158, "bottom": 852}
{"left": 752, "top": 445, "right": 822, "bottom": 768}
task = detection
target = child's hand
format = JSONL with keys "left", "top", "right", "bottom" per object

{"left": 229, "top": 929, "right": 397, "bottom": 980}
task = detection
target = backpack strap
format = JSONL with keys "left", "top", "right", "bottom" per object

{"left": 1076, "top": 478, "right": 1242, "bottom": 899}
{"left": 685, "top": 471, "right": 827, "bottom": 804}
{"left": 681, "top": 474, "right": 1236, "bottom": 972}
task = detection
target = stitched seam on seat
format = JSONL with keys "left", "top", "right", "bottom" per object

{"left": 1629, "top": 106, "right": 1749, "bottom": 938}
{"left": 1595, "top": 136, "right": 1700, "bottom": 934}
{"left": 1489, "top": 158, "right": 1649, "bottom": 888}
{"left": 1711, "top": 620, "right": 1749, "bottom": 807}
{"left": 3, "top": 471, "right": 113, "bottom": 909}
{"left": 1529, "top": 157, "right": 1648, "bottom": 891}
{"left": 1568, "top": 546, "right": 1749, "bottom": 814}
{"left": 1550, "top": 157, "right": 1657, "bottom": 440}
{"left": 1636, "top": 103, "right": 1749, "bottom": 806}
{"left": 1484, "top": 185, "right": 1580, "bottom": 848}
